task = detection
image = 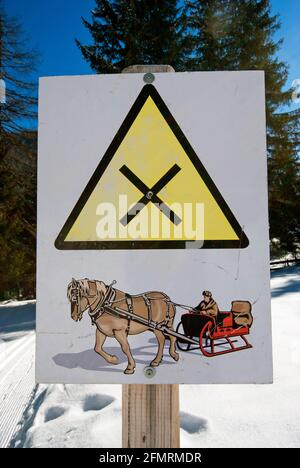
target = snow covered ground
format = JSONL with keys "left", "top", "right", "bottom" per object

{"left": 0, "top": 300, "right": 35, "bottom": 448}
{"left": 1, "top": 267, "right": 300, "bottom": 448}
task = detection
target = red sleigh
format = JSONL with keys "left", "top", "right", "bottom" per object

{"left": 176, "top": 301, "right": 253, "bottom": 357}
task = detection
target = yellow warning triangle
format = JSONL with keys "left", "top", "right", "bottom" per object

{"left": 55, "top": 85, "right": 248, "bottom": 249}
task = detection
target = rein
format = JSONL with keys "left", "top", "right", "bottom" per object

{"left": 71, "top": 280, "right": 202, "bottom": 336}
{"left": 72, "top": 280, "right": 199, "bottom": 321}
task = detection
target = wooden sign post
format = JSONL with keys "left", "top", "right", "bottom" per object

{"left": 122, "top": 65, "right": 180, "bottom": 449}
{"left": 122, "top": 384, "right": 180, "bottom": 448}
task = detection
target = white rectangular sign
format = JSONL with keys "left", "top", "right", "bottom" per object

{"left": 37, "top": 71, "right": 272, "bottom": 383}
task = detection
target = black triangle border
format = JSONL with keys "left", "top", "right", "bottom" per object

{"left": 55, "top": 84, "right": 249, "bottom": 250}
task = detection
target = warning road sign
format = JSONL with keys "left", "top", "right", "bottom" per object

{"left": 55, "top": 85, "right": 248, "bottom": 250}
{"left": 37, "top": 72, "right": 272, "bottom": 385}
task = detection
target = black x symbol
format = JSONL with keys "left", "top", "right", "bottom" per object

{"left": 119, "top": 164, "right": 182, "bottom": 226}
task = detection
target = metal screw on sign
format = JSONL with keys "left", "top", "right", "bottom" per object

{"left": 143, "top": 73, "right": 155, "bottom": 84}
{"left": 144, "top": 366, "right": 156, "bottom": 378}
{"left": 146, "top": 191, "right": 153, "bottom": 200}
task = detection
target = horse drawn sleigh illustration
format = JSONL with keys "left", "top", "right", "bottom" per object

{"left": 67, "top": 278, "right": 254, "bottom": 374}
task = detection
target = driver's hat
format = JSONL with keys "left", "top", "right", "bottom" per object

{"left": 202, "top": 290, "right": 212, "bottom": 297}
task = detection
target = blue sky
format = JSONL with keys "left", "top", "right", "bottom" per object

{"left": 4, "top": 0, "right": 95, "bottom": 77}
{"left": 4, "top": 0, "right": 300, "bottom": 118}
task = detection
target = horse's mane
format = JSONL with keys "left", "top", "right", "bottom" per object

{"left": 67, "top": 282, "right": 73, "bottom": 301}
{"left": 67, "top": 278, "right": 106, "bottom": 300}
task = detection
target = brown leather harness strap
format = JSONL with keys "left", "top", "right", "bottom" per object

{"left": 161, "top": 292, "right": 171, "bottom": 321}
{"left": 142, "top": 294, "right": 152, "bottom": 324}
{"left": 125, "top": 293, "right": 133, "bottom": 335}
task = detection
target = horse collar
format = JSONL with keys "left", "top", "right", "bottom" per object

{"left": 88, "top": 285, "right": 116, "bottom": 323}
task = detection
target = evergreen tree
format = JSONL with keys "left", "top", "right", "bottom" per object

{"left": 186, "top": 0, "right": 299, "bottom": 253}
{"left": 76, "top": 0, "right": 187, "bottom": 73}
{"left": 268, "top": 108, "right": 299, "bottom": 254}
{"left": 185, "top": 0, "right": 232, "bottom": 70}
{"left": 0, "top": 131, "right": 37, "bottom": 299}
{"left": 0, "top": 1, "right": 37, "bottom": 148}
{"left": 0, "top": 2, "right": 37, "bottom": 298}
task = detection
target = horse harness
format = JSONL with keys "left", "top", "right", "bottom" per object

{"left": 87, "top": 285, "right": 171, "bottom": 335}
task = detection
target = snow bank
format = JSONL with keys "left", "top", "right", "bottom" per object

{"left": 11, "top": 267, "right": 300, "bottom": 448}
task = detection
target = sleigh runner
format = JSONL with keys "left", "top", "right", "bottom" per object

{"left": 68, "top": 278, "right": 253, "bottom": 374}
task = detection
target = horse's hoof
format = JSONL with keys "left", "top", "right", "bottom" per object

{"left": 124, "top": 368, "right": 135, "bottom": 375}
{"left": 109, "top": 355, "right": 119, "bottom": 365}
{"left": 150, "top": 360, "right": 161, "bottom": 367}
{"left": 171, "top": 352, "right": 179, "bottom": 362}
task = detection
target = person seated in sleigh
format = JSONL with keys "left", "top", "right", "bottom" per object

{"left": 194, "top": 290, "right": 219, "bottom": 317}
